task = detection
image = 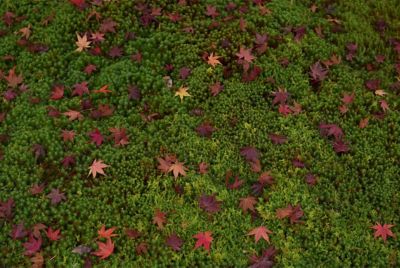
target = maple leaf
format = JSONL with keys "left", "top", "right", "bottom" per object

{"left": 195, "top": 122, "right": 216, "bottom": 138}
{"left": 175, "top": 86, "right": 191, "bottom": 102}
{"left": 61, "top": 155, "right": 75, "bottom": 168}
{"left": 100, "top": 19, "right": 117, "bottom": 33}
{"left": 32, "top": 223, "right": 47, "bottom": 238}
{"left": 276, "top": 204, "right": 304, "bottom": 224}
{"left": 157, "top": 157, "right": 172, "bottom": 174}
{"left": 309, "top": 61, "right": 328, "bottom": 82}
{"left": 136, "top": 242, "right": 148, "bottom": 255}
{"left": 125, "top": 228, "right": 141, "bottom": 240}
{"left": 269, "top": 133, "right": 287, "bottom": 144}
{"left": 205, "top": 5, "right": 219, "bottom": 18}
{"left": 193, "top": 231, "right": 213, "bottom": 252}
{"left": 199, "top": 193, "right": 222, "bottom": 214}
{"left": 89, "top": 128, "right": 104, "bottom": 147}
{"left": 371, "top": 223, "right": 395, "bottom": 242}
{"left": 75, "top": 33, "right": 91, "bottom": 52}
{"left": 209, "top": 81, "right": 224, "bottom": 96}
{"left": 29, "top": 183, "right": 45, "bottom": 195}
{"left": 61, "top": 130, "right": 75, "bottom": 142}
{"left": 153, "top": 209, "right": 167, "bottom": 230}
{"left": 319, "top": 123, "right": 343, "bottom": 140}
{"left": 46, "top": 227, "right": 61, "bottom": 241}
{"left": 109, "top": 128, "right": 129, "bottom": 146}
{"left": 98, "top": 225, "right": 118, "bottom": 239}
{"left": 248, "top": 246, "right": 277, "bottom": 268}
{"left": 10, "top": 222, "right": 28, "bottom": 240}
{"left": 92, "top": 238, "right": 114, "bottom": 259}
{"left": 69, "top": 0, "right": 85, "bottom": 8}
{"left": 23, "top": 234, "right": 42, "bottom": 256}
{"left": 72, "top": 81, "right": 89, "bottom": 96}
{"left": 88, "top": 159, "right": 109, "bottom": 178}
{"left": 332, "top": 139, "right": 350, "bottom": 154}
{"left": 207, "top": 52, "right": 221, "bottom": 67}
{"left": 239, "top": 196, "right": 257, "bottom": 214}
{"left": 168, "top": 160, "right": 188, "bottom": 178}
{"left": 305, "top": 173, "right": 318, "bottom": 186}
{"left": 248, "top": 226, "right": 273, "bottom": 243}
{"left": 380, "top": 100, "right": 389, "bottom": 112}
{"left": 128, "top": 85, "right": 141, "bottom": 100}
{"left": 50, "top": 85, "right": 64, "bottom": 100}
{"left": 30, "top": 252, "right": 44, "bottom": 268}
{"left": 93, "top": 85, "right": 112, "bottom": 94}
{"left": 272, "top": 88, "right": 289, "bottom": 105}
{"left": 341, "top": 92, "right": 355, "bottom": 104}
{"left": 236, "top": 46, "right": 255, "bottom": 63}
{"left": 47, "top": 188, "right": 66, "bottom": 205}
{"left": 0, "top": 197, "right": 15, "bottom": 220}
{"left": 84, "top": 64, "right": 97, "bottom": 74}
{"left": 4, "top": 66, "right": 23, "bottom": 88}
{"left": 240, "top": 146, "right": 260, "bottom": 163}
{"left": 63, "top": 110, "right": 83, "bottom": 121}
{"left": 166, "top": 233, "right": 184, "bottom": 251}
{"left": 359, "top": 117, "right": 369, "bottom": 129}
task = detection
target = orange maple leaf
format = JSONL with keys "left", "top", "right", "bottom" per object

{"left": 75, "top": 32, "right": 91, "bottom": 52}
{"left": 88, "top": 159, "right": 109, "bottom": 178}
{"left": 168, "top": 160, "right": 188, "bottom": 178}
{"left": 207, "top": 52, "right": 221, "bottom": 67}
{"left": 63, "top": 110, "right": 83, "bottom": 121}
{"left": 92, "top": 85, "right": 112, "bottom": 94}
{"left": 92, "top": 238, "right": 114, "bottom": 259}
{"left": 98, "top": 225, "right": 118, "bottom": 239}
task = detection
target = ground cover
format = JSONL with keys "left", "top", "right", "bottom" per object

{"left": 0, "top": 0, "right": 399, "bottom": 267}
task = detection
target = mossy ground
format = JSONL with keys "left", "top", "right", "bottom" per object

{"left": 0, "top": 0, "right": 399, "bottom": 267}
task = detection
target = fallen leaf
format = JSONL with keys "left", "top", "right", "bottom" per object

{"left": 193, "top": 231, "right": 213, "bottom": 252}
{"left": 88, "top": 159, "right": 109, "bottom": 178}
{"left": 248, "top": 226, "right": 272, "bottom": 243}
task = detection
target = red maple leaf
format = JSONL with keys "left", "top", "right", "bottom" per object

{"left": 92, "top": 238, "right": 114, "bottom": 259}
{"left": 276, "top": 204, "right": 304, "bottom": 224}
{"left": 23, "top": 234, "right": 42, "bottom": 256}
{"left": 109, "top": 128, "right": 129, "bottom": 146}
{"left": 89, "top": 128, "right": 104, "bottom": 147}
{"left": 371, "top": 223, "right": 395, "bottom": 242}
{"left": 98, "top": 225, "right": 118, "bottom": 239}
{"left": 248, "top": 226, "right": 273, "bottom": 243}
{"left": 46, "top": 227, "right": 61, "bottom": 241}
{"left": 61, "top": 130, "right": 75, "bottom": 142}
{"left": 153, "top": 209, "right": 167, "bottom": 230}
{"left": 193, "top": 231, "right": 213, "bottom": 252}
{"left": 72, "top": 81, "right": 89, "bottom": 97}
{"left": 50, "top": 85, "right": 64, "bottom": 100}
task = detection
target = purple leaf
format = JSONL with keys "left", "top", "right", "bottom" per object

{"left": 199, "top": 193, "right": 222, "bottom": 214}
{"left": 166, "top": 233, "right": 184, "bottom": 251}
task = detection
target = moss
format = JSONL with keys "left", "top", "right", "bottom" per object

{"left": 0, "top": 0, "right": 399, "bottom": 267}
